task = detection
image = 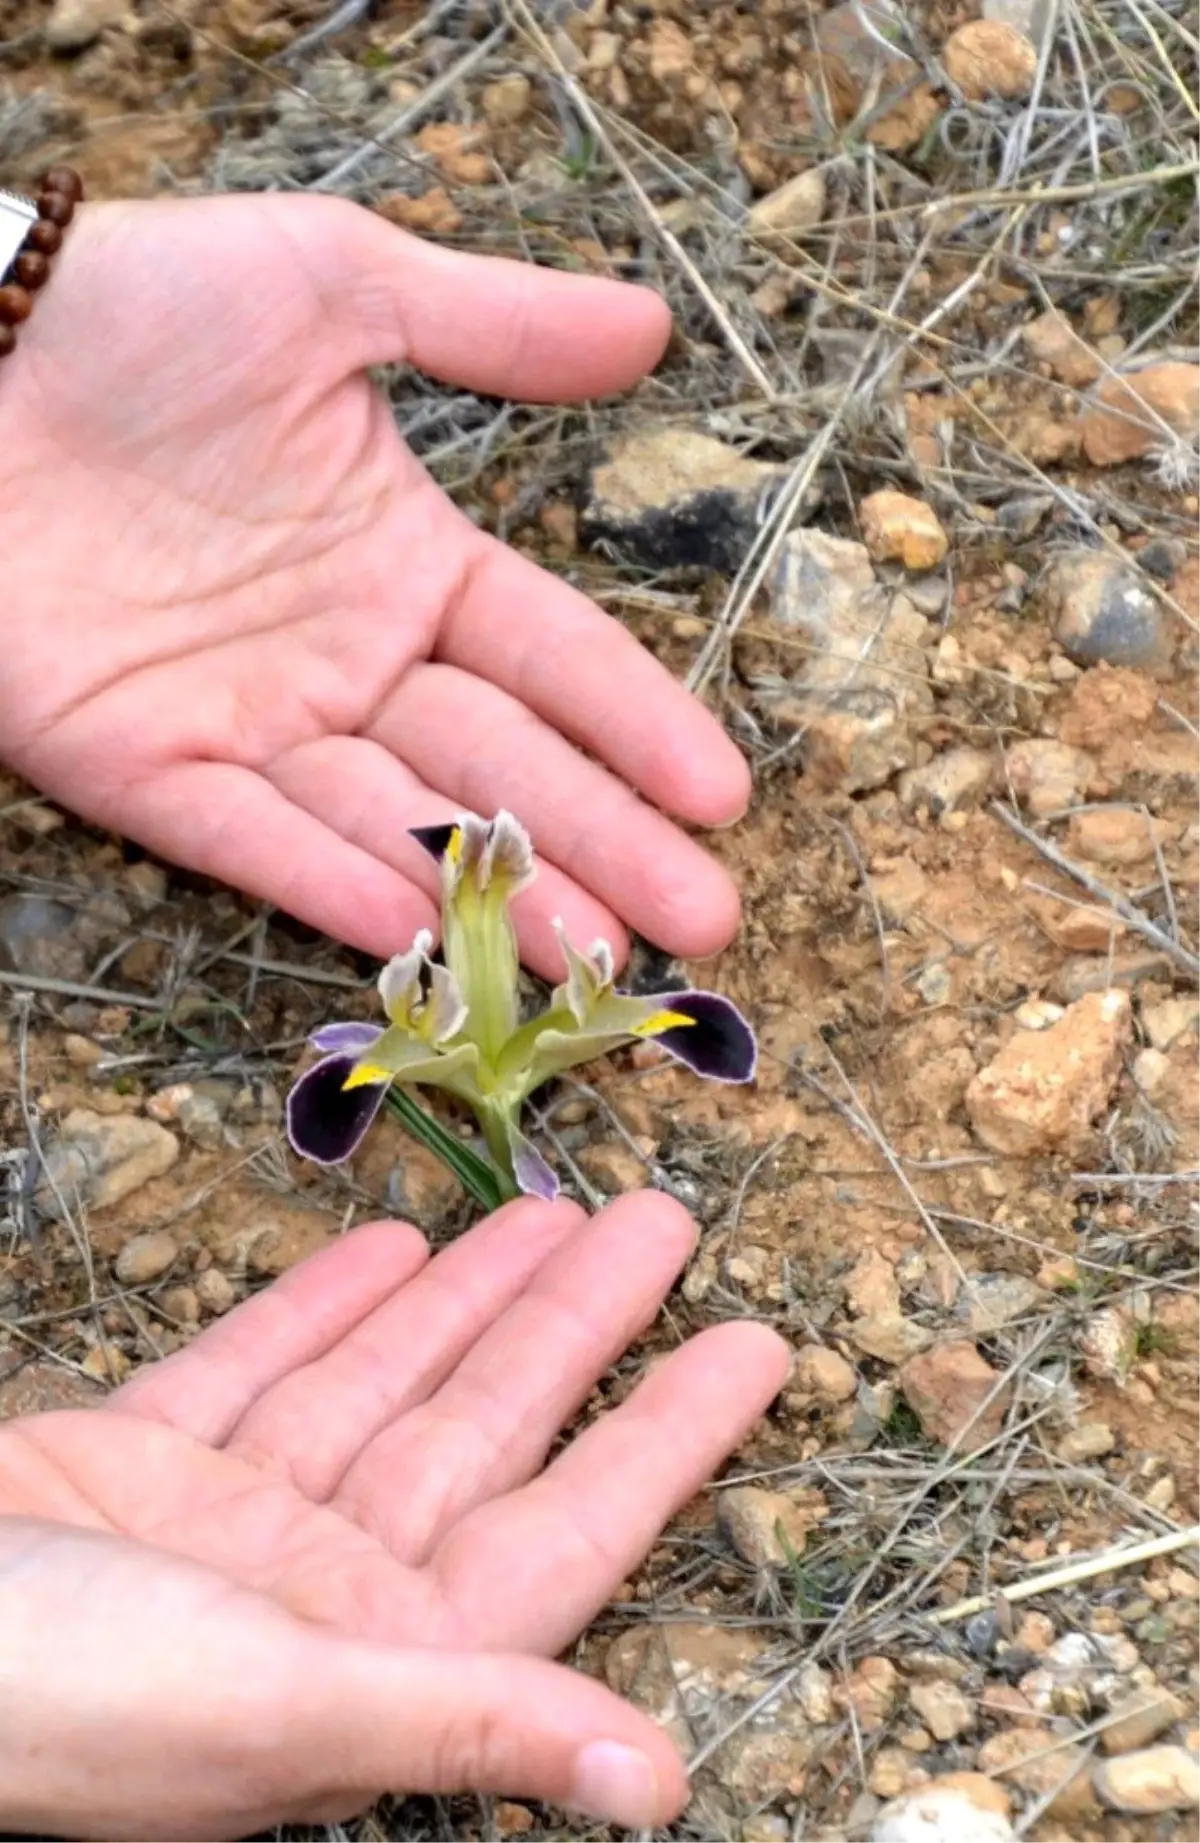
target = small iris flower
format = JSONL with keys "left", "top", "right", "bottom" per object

{"left": 286, "top": 812, "right": 756, "bottom": 1203}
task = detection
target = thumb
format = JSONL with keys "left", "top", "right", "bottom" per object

{"left": 300, "top": 194, "right": 672, "bottom": 400}
{"left": 293, "top": 1635, "right": 689, "bottom": 1828}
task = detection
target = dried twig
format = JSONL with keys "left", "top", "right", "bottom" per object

{"left": 931, "top": 1523, "right": 1200, "bottom": 1624}
{"left": 0, "top": 969, "right": 164, "bottom": 1012}
{"left": 991, "top": 801, "right": 1200, "bottom": 982}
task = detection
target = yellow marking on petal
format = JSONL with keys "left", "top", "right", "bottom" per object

{"left": 633, "top": 1009, "right": 696, "bottom": 1038}
{"left": 341, "top": 1063, "right": 391, "bottom": 1091}
{"left": 447, "top": 825, "right": 464, "bottom": 865}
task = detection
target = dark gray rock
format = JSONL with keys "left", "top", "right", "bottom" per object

{"left": 1042, "top": 548, "right": 1169, "bottom": 670}
{"left": 581, "top": 426, "right": 815, "bottom": 574}
{"left": 1138, "top": 536, "right": 1186, "bottom": 582}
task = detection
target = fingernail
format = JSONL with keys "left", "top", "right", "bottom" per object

{"left": 569, "top": 1741, "right": 659, "bottom": 1827}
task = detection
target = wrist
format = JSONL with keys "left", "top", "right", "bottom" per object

{"left": 0, "top": 167, "right": 84, "bottom": 360}
{"left": 0, "top": 169, "right": 87, "bottom": 515}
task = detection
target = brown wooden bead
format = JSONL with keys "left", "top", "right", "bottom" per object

{"left": 14, "top": 251, "right": 49, "bottom": 290}
{"left": 36, "top": 191, "right": 74, "bottom": 228}
{"left": 27, "top": 219, "right": 63, "bottom": 256}
{"left": 0, "top": 323, "right": 15, "bottom": 359}
{"left": 0, "top": 284, "right": 33, "bottom": 325}
{"left": 39, "top": 166, "right": 84, "bottom": 203}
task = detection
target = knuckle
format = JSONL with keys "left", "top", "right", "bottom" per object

{"left": 429, "top": 1702, "right": 521, "bottom": 1792}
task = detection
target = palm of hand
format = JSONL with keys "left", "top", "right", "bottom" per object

{"left": 5, "top": 1200, "right": 701, "bottom": 1647}
{"left": 0, "top": 193, "right": 747, "bottom": 976}
{"left": 0, "top": 1197, "right": 786, "bottom": 1837}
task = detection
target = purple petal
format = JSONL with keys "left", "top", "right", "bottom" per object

{"left": 308, "top": 1021, "right": 384, "bottom": 1054}
{"left": 653, "top": 992, "right": 757, "bottom": 1083}
{"left": 409, "top": 822, "right": 460, "bottom": 864}
{"left": 286, "top": 1053, "right": 389, "bottom": 1166}
{"left": 510, "top": 1125, "right": 560, "bottom": 1201}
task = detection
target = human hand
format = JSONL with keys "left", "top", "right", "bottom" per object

{"left": 0, "top": 1193, "right": 788, "bottom": 1838}
{"left": 0, "top": 193, "right": 749, "bottom": 979}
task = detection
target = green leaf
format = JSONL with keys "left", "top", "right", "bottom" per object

{"left": 385, "top": 1088, "right": 511, "bottom": 1212}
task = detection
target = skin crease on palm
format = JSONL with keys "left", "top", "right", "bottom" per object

{"left": 0, "top": 192, "right": 790, "bottom": 1836}
{"left": 0, "top": 190, "right": 753, "bottom": 980}
{"left": 0, "top": 1198, "right": 789, "bottom": 1837}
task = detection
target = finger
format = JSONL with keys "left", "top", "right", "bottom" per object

{"left": 314, "top": 197, "right": 672, "bottom": 398}
{"left": 369, "top": 662, "right": 744, "bottom": 959}
{"left": 113, "top": 759, "right": 440, "bottom": 961}
{"left": 332, "top": 1193, "right": 696, "bottom": 1555}
{"left": 267, "top": 733, "right": 629, "bottom": 979}
{"left": 0, "top": 1518, "right": 685, "bottom": 1839}
{"left": 112, "top": 1219, "right": 431, "bottom": 1443}
{"left": 286, "top": 1640, "right": 689, "bottom": 1833}
{"left": 224, "top": 1199, "right": 586, "bottom": 1495}
{"left": 437, "top": 1320, "right": 791, "bottom": 1654}
{"left": 440, "top": 529, "right": 753, "bottom": 830}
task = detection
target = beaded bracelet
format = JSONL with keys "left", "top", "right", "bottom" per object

{"left": 0, "top": 167, "right": 85, "bottom": 361}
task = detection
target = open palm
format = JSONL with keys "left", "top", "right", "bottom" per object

{"left": 0, "top": 192, "right": 748, "bottom": 977}
{"left": 0, "top": 1195, "right": 787, "bottom": 1837}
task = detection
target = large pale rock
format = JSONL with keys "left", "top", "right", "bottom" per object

{"left": 900, "top": 1341, "right": 1009, "bottom": 1449}
{"left": 872, "top": 1776, "right": 1013, "bottom": 1842}
{"left": 1094, "top": 1745, "right": 1200, "bottom": 1813}
{"left": 1081, "top": 363, "right": 1200, "bottom": 465}
{"left": 39, "top": 1110, "right": 179, "bottom": 1216}
{"left": 770, "top": 530, "right": 933, "bottom": 792}
{"left": 965, "top": 990, "right": 1132, "bottom": 1156}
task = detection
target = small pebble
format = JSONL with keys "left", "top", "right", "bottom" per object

{"left": 1056, "top": 1421, "right": 1116, "bottom": 1463}
{"left": 794, "top": 1344, "right": 858, "bottom": 1401}
{"left": 195, "top": 1268, "right": 236, "bottom": 1315}
{"left": 63, "top": 1034, "right": 103, "bottom": 1067}
{"left": 909, "top": 1679, "right": 974, "bottom": 1740}
{"left": 158, "top": 1284, "right": 200, "bottom": 1325}
{"left": 1094, "top": 1744, "right": 1200, "bottom": 1814}
{"left": 114, "top": 1230, "right": 179, "bottom": 1287}
{"left": 1137, "top": 535, "right": 1186, "bottom": 581}
{"left": 1100, "top": 1687, "right": 1184, "bottom": 1754}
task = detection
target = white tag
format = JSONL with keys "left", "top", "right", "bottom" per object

{"left": 0, "top": 190, "right": 37, "bottom": 286}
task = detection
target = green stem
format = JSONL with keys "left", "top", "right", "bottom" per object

{"left": 477, "top": 1101, "right": 522, "bottom": 1203}
{"left": 384, "top": 1088, "right": 510, "bottom": 1212}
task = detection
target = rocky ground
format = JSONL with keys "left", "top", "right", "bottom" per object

{"left": 0, "top": 0, "right": 1197, "bottom": 1838}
